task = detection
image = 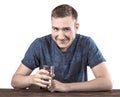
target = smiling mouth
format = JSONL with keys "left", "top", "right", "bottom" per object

{"left": 57, "top": 39, "right": 69, "bottom": 45}
{"left": 55, "top": 36, "right": 70, "bottom": 44}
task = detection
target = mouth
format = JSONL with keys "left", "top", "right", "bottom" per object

{"left": 58, "top": 39, "right": 68, "bottom": 44}
{"left": 55, "top": 38, "right": 70, "bottom": 45}
{"left": 55, "top": 35, "right": 70, "bottom": 43}
{"left": 53, "top": 36, "right": 72, "bottom": 52}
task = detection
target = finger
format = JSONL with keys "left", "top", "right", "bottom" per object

{"left": 38, "top": 69, "right": 49, "bottom": 75}
{"left": 41, "top": 79, "right": 50, "bottom": 85}
{"left": 35, "top": 78, "right": 50, "bottom": 85}
{"left": 39, "top": 74, "right": 52, "bottom": 80}
{"left": 34, "top": 78, "right": 50, "bottom": 88}
{"left": 48, "top": 80, "right": 55, "bottom": 92}
{"left": 48, "top": 84, "right": 55, "bottom": 92}
{"left": 35, "top": 71, "right": 52, "bottom": 80}
{"left": 36, "top": 82, "right": 47, "bottom": 88}
{"left": 47, "top": 80, "right": 52, "bottom": 88}
{"left": 51, "top": 74, "right": 55, "bottom": 78}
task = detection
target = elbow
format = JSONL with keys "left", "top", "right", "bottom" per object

{"left": 11, "top": 78, "right": 16, "bottom": 89}
{"left": 104, "top": 79, "right": 113, "bottom": 91}
{"left": 11, "top": 80, "right": 26, "bottom": 89}
{"left": 11, "top": 74, "right": 17, "bottom": 89}
{"left": 97, "top": 77, "right": 113, "bottom": 91}
{"left": 11, "top": 76, "right": 20, "bottom": 89}
{"left": 107, "top": 81, "right": 113, "bottom": 91}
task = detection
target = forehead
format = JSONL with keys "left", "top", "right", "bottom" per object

{"left": 51, "top": 16, "right": 75, "bottom": 27}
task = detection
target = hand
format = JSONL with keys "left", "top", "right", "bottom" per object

{"left": 48, "top": 79, "right": 67, "bottom": 92}
{"left": 31, "top": 69, "right": 52, "bottom": 88}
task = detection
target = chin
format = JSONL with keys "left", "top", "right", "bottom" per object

{"left": 57, "top": 44, "right": 69, "bottom": 51}
{"left": 58, "top": 45, "right": 66, "bottom": 49}
{"left": 56, "top": 41, "right": 71, "bottom": 50}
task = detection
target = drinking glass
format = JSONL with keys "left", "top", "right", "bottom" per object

{"left": 42, "top": 65, "right": 54, "bottom": 88}
{"left": 42, "top": 65, "right": 54, "bottom": 77}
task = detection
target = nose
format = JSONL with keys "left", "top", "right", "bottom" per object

{"left": 58, "top": 31, "right": 65, "bottom": 40}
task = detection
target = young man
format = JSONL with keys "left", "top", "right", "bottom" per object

{"left": 11, "top": 4, "right": 112, "bottom": 92}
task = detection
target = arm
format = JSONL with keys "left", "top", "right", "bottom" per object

{"left": 11, "top": 64, "right": 52, "bottom": 89}
{"left": 11, "top": 64, "right": 32, "bottom": 89}
{"left": 49, "top": 62, "right": 113, "bottom": 92}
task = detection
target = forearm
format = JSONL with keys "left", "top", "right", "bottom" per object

{"left": 11, "top": 74, "right": 33, "bottom": 89}
{"left": 64, "top": 78, "right": 112, "bottom": 92}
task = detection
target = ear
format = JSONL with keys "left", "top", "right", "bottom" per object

{"left": 76, "top": 23, "right": 79, "bottom": 30}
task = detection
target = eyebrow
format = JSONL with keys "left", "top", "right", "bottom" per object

{"left": 52, "top": 26, "right": 70, "bottom": 29}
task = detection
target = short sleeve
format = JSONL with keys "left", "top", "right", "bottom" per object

{"left": 21, "top": 39, "right": 40, "bottom": 70}
{"left": 87, "top": 37, "right": 106, "bottom": 68}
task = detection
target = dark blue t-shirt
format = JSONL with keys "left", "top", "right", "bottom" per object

{"left": 22, "top": 34, "right": 105, "bottom": 82}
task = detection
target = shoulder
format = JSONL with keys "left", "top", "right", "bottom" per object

{"left": 32, "top": 34, "right": 52, "bottom": 45}
{"left": 34, "top": 34, "right": 51, "bottom": 42}
{"left": 27, "top": 34, "right": 52, "bottom": 50}
{"left": 76, "top": 34, "right": 94, "bottom": 46}
{"left": 77, "top": 34, "right": 91, "bottom": 41}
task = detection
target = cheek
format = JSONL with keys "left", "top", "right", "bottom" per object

{"left": 66, "top": 31, "right": 75, "bottom": 38}
{"left": 51, "top": 32, "right": 57, "bottom": 39}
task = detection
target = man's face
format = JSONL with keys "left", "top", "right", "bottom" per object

{"left": 51, "top": 16, "right": 79, "bottom": 52}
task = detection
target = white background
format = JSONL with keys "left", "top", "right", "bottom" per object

{"left": 0, "top": 0, "right": 120, "bottom": 89}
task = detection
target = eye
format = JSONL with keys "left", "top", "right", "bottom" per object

{"left": 63, "top": 28, "right": 71, "bottom": 32}
{"left": 52, "top": 27, "right": 59, "bottom": 32}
